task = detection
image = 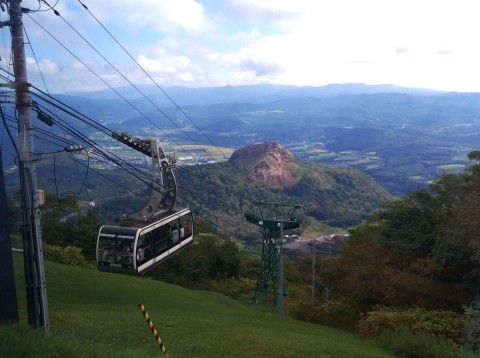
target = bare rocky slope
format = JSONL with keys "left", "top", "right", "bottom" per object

{"left": 229, "top": 142, "right": 298, "bottom": 188}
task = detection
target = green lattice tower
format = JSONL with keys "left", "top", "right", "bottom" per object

{"left": 245, "top": 204, "right": 300, "bottom": 306}
{"left": 252, "top": 225, "right": 281, "bottom": 305}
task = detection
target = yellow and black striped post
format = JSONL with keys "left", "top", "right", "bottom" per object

{"left": 139, "top": 304, "right": 166, "bottom": 353}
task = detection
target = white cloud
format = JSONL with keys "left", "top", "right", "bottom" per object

{"left": 224, "top": 0, "right": 300, "bottom": 21}
{"left": 214, "top": 0, "right": 480, "bottom": 90}
{"left": 136, "top": 53, "right": 203, "bottom": 85}
{"left": 87, "top": 0, "right": 206, "bottom": 34}
{"left": 27, "top": 58, "right": 59, "bottom": 75}
{"left": 15, "top": 0, "right": 480, "bottom": 92}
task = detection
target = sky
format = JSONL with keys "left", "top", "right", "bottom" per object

{"left": 2, "top": 0, "right": 480, "bottom": 93}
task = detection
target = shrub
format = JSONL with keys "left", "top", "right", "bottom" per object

{"left": 61, "top": 246, "right": 85, "bottom": 265}
{"left": 209, "top": 277, "right": 256, "bottom": 298}
{"left": 10, "top": 234, "right": 22, "bottom": 247}
{"left": 43, "top": 244, "right": 64, "bottom": 262}
{"left": 358, "top": 306, "right": 464, "bottom": 344}
{"left": 290, "top": 300, "right": 359, "bottom": 330}
{"left": 462, "top": 302, "right": 480, "bottom": 352}
{"left": 44, "top": 244, "right": 85, "bottom": 266}
{"left": 378, "top": 327, "right": 471, "bottom": 358}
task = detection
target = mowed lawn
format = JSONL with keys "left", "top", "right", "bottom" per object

{"left": 0, "top": 252, "right": 393, "bottom": 357}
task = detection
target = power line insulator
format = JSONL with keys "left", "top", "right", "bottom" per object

{"left": 64, "top": 145, "right": 84, "bottom": 152}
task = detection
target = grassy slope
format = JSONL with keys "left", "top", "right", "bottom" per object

{"left": 1, "top": 253, "right": 393, "bottom": 357}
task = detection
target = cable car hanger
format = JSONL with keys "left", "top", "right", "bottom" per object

{"left": 111, "top": 131, "right": 177, "bottom": 223}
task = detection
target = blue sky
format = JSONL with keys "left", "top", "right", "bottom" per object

{"left": 2, "top": 0, "right": 480, "bottom": 93}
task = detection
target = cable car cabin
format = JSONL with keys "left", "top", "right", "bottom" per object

{"left": 96, "top": 207, "right": 193, "bottom": 275}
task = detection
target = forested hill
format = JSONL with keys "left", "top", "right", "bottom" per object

{"left": 6, "top": 139, "right": 391, "bottom": 238}
{"left": 176, "top": 142, "right": 392, "bottom": 234}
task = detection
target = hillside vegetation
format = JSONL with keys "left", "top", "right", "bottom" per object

{"left": 4, "top": 155, "right": 480, "bottom": 356}
{"left": 176, "top": 143, "right": 392, "bottom": 235}
{"left": 1, "top": 253, "right": 392, "bottom": 358}
{"left": 302, "top": 154, "right": 480, "bottom": 355}
{"left": 13, "top": 142, "right": 392, "bottom": 242}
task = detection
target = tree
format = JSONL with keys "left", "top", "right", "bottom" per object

{"left": 40, "top": 195, "right": 103, "bottom": 261}
{"left": 320, "top": 153, "right": 480, "bottom": 313}
{"left": 6, "top": 197, "right": 21, "bottom": 236}
{"left": 153, "top": 229, "right": 244, "bottom": 287}
{"left": 467, "top": 151, "right": 480, "bottom": 164}
{"left": 72, "top": 209, "right": 103, "bottom": 261}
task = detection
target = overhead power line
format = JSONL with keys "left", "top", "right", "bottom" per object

{"left": 38, "top": 4, "right": 203, "bottom": 151}
{"left": 3, "top": 7, "right": 262, "bottom": 241}
{"left": 25, "top": 14, "right": 187, "bottom": 150}
{"left": 26, "top": 93, "right": 254, "bottom": 238}
{"left": 74, "top": 0, "right": 229, "bottom": 161}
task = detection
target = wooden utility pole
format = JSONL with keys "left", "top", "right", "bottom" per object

{"left": 4, "top": 0, "right": 49, "bottom": 332}
{"left": 311, "top": 239, "right": 317, "bottom": 305}
{"left": 278, "top": 222, "right": 285, "bottom": 316}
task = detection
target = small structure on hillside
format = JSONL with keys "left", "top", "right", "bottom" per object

{"left": 284, "top": 234, "right": 348, "bottom": 258}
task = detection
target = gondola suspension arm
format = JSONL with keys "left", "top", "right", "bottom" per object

{"left": 112, "top": 131, "right": 177, "bottom": 222}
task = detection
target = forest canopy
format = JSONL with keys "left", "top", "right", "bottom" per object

{"left": 321, "top": 157, "right": 480, "bottom": 313}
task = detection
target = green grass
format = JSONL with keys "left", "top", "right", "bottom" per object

{"left": 437, "top": 164, "right": 466, "bottom": 173}
{"left": 308, "top": 152, "right": 337, "bottom": 160}
{"left": 1, "top": 253, "right": 393, "bottom": 357}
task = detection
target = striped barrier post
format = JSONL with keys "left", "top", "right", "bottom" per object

{"left": 139, "top": 304, "right": 166, "bottom": 353}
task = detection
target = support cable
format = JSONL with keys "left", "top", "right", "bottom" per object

{"left": 24, "top": 24, "right": 93, "bottom": 202}
{"left": 30, "top": 89, "right": 265, "bottom": 216}
{"left": 75, "top": 0, "right": 229, "bottom": 161}
{"left": 68, "top": 155, "right": 250, "bottom": 240}
{"left": 13, "top": 85, "right": 269, "bottom": 239}
{"left": 40, "top": 1, "right": 201, "bottom": 153}
{"left": 7, "top": 96, "right": 254, "bottom": 240}
{"left": 1, "top": 77, "right": 266, "bottom": 241}
{"left": 0, "top": 104, "right": 18, "bottom": 156}
{"left": 25, "top": 14, "right": 191, "bottom": 154}
{"left": 175, "top": 165, "right": 259, "bottom": 206}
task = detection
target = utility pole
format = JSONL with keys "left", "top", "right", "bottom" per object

{"left": 278, "top": 222, "right": 285, "bottom": 316}
{"left": 311, "top": 239, "right": 317, "bottom": 305}
{"left": 3, "top": 0, "right": 49, "bottom": 332}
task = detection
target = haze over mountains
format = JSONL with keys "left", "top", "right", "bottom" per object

{"left": 3, "top": 83, "right": 479, "bottom": 198}
{"left": 70, "top": 82, "right": 443, "bottom": 105}
{"left": 55, "top": 83, "right": 480, "bottom": 196}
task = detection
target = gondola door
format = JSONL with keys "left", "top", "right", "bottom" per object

{"left": 97, "top": 226, "right": 137, "bottom": 274}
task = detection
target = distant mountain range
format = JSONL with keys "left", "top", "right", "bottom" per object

{"left": 4, "top": 83, "right": 480, "bottom": 198}
{"left": 68, "top": 82, "right": 444, "bottom": 106}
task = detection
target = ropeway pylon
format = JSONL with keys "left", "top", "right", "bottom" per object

{"left": 245, "top": 203, "right": 300, "bottom": 310}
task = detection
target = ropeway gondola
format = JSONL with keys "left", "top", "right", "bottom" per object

{"left": 96, "top": 206, "right": 193, "bottom": 275}
{"left": 96, "top": 133, "right": 194, "bottom": 275}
